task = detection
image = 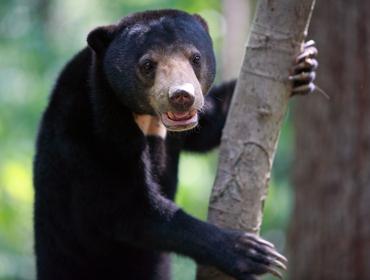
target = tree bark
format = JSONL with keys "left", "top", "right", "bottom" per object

{"left": 288, "top": 1, "right": 370, "bottom": 280}
{"left": 197, "top": 0, "right": 316, "bottom": 279}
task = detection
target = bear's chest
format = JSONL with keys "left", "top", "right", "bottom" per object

{"left": 134, "top": 114, "right": 168, "bottom": 179}
{"left": 146, "top": 135, "right": 167, "bottom": 180}
{"left": 133, "top": 114, "right": 182, "bottom": 200}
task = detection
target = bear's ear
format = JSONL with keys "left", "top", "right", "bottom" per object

{"left": 87, "top": 25, "right": 117, "bottom": 54}
{"left": 193, "top": 14, "right": 209, "bottom": 33}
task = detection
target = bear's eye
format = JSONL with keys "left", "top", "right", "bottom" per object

{"left": 191, "top": 54, "right": 201, "bottom": 66}
{"left": 140, "top": 59, "right": 156, "bottom": 75}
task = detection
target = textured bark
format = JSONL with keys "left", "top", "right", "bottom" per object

{"left": 197, "top": 1, "right": 316, "bottom": 279}
{"left": 289, "top": 1, "right": 370, "bottom": 280}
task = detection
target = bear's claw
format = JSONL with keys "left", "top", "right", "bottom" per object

{"left": 226, "top": 231, "right": 287, "bottom": 280}
{"left": 291, "top": 40, "right": 318, "bottom": 96}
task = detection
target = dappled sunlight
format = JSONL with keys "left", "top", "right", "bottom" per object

{"left": 2, "top": 160, "right": 33, "bottom": 204}
{"left": 176, "top": 152, "right": 218, "bottom": 220}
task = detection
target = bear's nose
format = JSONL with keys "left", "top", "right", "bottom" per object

{"left": 168, "top": 84, "right": 195, "bottom": 112}
{"left": 169, "top": 90, "right": 195, "bottom": 112}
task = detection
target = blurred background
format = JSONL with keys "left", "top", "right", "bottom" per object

{"left": 0, "top": 0, "right": 369, "bottom": 279}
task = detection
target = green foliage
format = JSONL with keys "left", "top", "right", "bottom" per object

{"left": 0, "top": 1, "right": 293, "bottom": 279}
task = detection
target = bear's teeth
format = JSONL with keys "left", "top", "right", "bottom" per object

{"left": 167, "top": 112, "right": 175, "bottom": 120}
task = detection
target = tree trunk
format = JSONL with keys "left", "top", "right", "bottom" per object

{"left": 197, "top": 0, "right": 316, "bottom": 279}
{"left": 288, "top": 1, "right": 370, "bottom": 280}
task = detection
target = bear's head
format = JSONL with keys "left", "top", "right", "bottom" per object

{"left": 87, "top": 10, "right": 216, "bottom": 131}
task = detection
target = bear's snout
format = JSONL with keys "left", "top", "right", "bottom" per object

{"left": 169, "top": 83, "right": 195, "bottom": 112}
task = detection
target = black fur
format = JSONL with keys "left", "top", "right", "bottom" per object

{"left": 34, "top": 9, "right": 285, "bottom": 280}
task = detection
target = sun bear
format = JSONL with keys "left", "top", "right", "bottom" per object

{"left": 34, "top": 9, "right": 317, "bottom": 280}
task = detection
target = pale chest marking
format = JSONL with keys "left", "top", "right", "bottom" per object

{"left": 133, "top": 114, "right": 167, "bottom": 139}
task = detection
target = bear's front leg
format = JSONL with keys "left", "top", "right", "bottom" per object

{"left": 132, "top": 194, "right": 287, "bottom": 280}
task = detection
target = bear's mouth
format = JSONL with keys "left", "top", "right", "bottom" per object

{"left": 160, "top": 110, "right": 198, "bottom": 131}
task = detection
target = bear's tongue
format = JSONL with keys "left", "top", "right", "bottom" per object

{"left": 160, "top": 110, "right": 198, "bottom": 131}
{"left": 167, "top": 110, "right": 196, "bottom": 121}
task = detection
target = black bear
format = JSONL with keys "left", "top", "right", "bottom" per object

{"left": 34, "top": 9, "right": 317, "bottom": 280}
